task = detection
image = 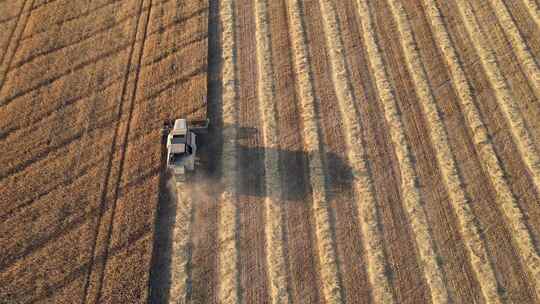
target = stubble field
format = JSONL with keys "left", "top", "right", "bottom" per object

{"left": 1, "top": 0, "right": 539, "bottom": 303}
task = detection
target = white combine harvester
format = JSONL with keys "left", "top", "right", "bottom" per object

{"left": 162, "top": 118, "right": 209, "bottom": 182}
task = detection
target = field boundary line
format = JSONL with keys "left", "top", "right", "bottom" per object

{"left": 81, "top": 0, "right": 147, "bottom": 302}
{"left": 455, "top": 0, "right": 540, "bottom": 195}
{"left": 454, "top": 0, "right": 540, "bottom": 295}
{"left": 0, "top": 0, "right": 33, "bottom": 93}
{"left": 386, "top": 0, "right": 502, "bottom": 302}
{"left": 488, "top": 0, "right": 540, "bottom": 100}
{"left": 353, "top": 0, "right": 451, "bottom": 302}
{"left": 253, "top": 0, "right": 291, "bottom": 303}
{"left": 217, "top": 0, "right": 241, "bottom": 303}
{"left": 520, "top": 0, "right": 540, "bottom": 27}
{"left": 316, "top": 0, "right": 398, "bottom": 303}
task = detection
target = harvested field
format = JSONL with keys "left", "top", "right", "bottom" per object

{"left": 1, "top": 0, "right": 539, "bottom": 303}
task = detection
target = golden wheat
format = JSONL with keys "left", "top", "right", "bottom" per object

{"left": 168, "top": 183, "right": 194, "bottom": 304}
{"left": 0, "top": 0, "right": 34, "bottom": 90}
{"left": 253, "top": 0, "right": 291, "bottom": 303}
{"left": 386, "top": 1, "right": 502, "bottom": 302}
{"left": 218, "top": 0, "right": 240, "bottom": 303}
{"left": 287, "top": 0, "right": 397, "bottom": 302}
{"left": 285, "top": 2, "right": 345, "bottom": 303}
{"left": 455, "top": 0, "right": 540, "bottom": 194}
{"left": 454, "top": 0, "right": 540, "bottom": 295}
{"left": 316, "top": 0, "right": 403, "bottom": 303}
{"left": 520, "top": 0, "right": 540, "bottom": 27}
{"left": 354, "top": 0, "right": 451, "bottom": 302}
{"left": 488, "top": 0, "right": 540, "bottom": 100}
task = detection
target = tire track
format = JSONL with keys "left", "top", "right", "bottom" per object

{"left": 287, "top": 0, "right": 393, "bottom": 303}
{"left": 0, "top": 155, "right": 102, "bottom": 223}
{"left": 0, "top": 66, "right": 202, "bottom": 182}
{"left": 0, "top": 36, "right": 204, "bottom": 142}
{"left": 452, "top": 0, "right": 540, "bottom": 296}
{"left": 0, "top": 116, "right": 116, "bottom": 181}
{"left": 0, "top": 14, "right": 197, "bottom": 109}
{"left": 488, "top": 0, "right": 540, "bottom": 100}
{"left": 94, "top": 0, "right": 153, "bottom": 301}
{"left": 253, "top": 0, "right": 290, "bottom": 303}
{"left": 9, "top": 7, "right": 142, "bottom": 73}
{"left": 217, "top": 0, "right": 240, "bottom": 303}
{"left": 11, "top": 0, "right": 198, "bottom": 73}
{"left": 20, "top": 0, "right": 127, "bottom": 41}
{"left": 520, "top": 0, "right": 540, "bottom": 27}
{"left": 0, "top": 0, "right": 33, "bottom": 92}
{"left": 385, "top": 1, "right": 502, "bottom": 302}
{"left": 353, "top": 0, "right": 451, "bottom": 302}
{"left": 81, "top": 0, "right": 146, "bottom": 302}
{"left": 454, "top": 0, "right": 540, "bottom": 196}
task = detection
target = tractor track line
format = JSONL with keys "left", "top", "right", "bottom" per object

{"left": 288, "top": 0, "right": 394, "bottom": 302}
{"left": 487, "top": 0, "right": 540, "bottom": 100}
{"left": 0, "top": 66, "right": 201, "bottom": 183}
{"left": 10, "top": 0, "right": 204, "bottom": 73}
{"left": 354, "top": 0, "right": 451, "bottom": 302}
{"left": 0, "top": 13, "right": 201, "bottom": 109}
{"left": 8, "top": 7, "right": 144, "bottom": 73}
{"left": 24, "top": 224, "right": 151, "bottom": 304}
{"left": 454, "top": 0, "right": 540, "bottom": 196}
{"left": 21, "top": 0, "right": 130, "bottom": 41}
{"left": 0, "top": 35, "right": 205, "bottom": 142}
{"left": 386, "top": 0, "right": 501, "bottom": 302}
{"left": 93, "top": 0, "right": 153, "bottom": 301}
{"left": 453, "top": 0, "right": 540, "bottom": 295}
{"left": 217, "top": 0, "right": 241, "bottom": 303}
{"left": 0, "top": 168, "right": 146, "bottom": 273}
{"left": 81, "top": 0, "right": 147, "bottom": 302}
{"left": 0, "top": 0, "right": 34, "bottom": 93}
{"left": 0, "top": 169, "right": 161, "bottom": 276}
{"left": 253, "top": 0, "right": 291, "bottom": 303}
{"left": 317, "top": 0, "right": 399, "bottom": 303}
{"left": 20, "top": 0, "right": 188, "bottom": 42}
{"left": 0, "top": 116, "right": 116, "bottom": 182}
{"left": 0, "top": 154, "right": 102, "bottom": 223}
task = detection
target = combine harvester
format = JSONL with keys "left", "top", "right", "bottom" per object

{"left": 162, "top": 118, "right": 209, "bottom": 183}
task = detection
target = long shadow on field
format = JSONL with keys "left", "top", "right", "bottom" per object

{"left": 147, "top": 125, "right": 353, "bottom": 303}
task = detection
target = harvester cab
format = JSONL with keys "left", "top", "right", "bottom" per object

{"left": 162, "top": 118, "right": 208, "bottom": 182}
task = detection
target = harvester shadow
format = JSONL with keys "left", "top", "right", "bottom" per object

{"left": 195, "top": 125, "right": 354, "bottom": 202}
